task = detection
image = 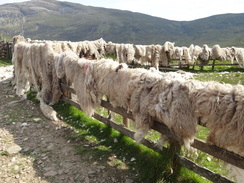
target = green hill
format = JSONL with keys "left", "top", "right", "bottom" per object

{"left": 0, "top": 0, "right": 244, "bottom": 47}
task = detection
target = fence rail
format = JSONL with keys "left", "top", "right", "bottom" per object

{"left": 60, "top": 83, "right": 244, "bottom": 183}
{"left": 167, "top": 62, "right": 239, "bottom": 70}
{"left": 130, "top": 59, "right": 240, "bottom": 71}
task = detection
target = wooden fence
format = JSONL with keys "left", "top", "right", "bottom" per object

{"left": 129, "top": 59, "right": 240, "bottom": 72}
{"left": 60, "top": 82, "right": 244, "bottom": 183}
{"left": 0, "top": 41, "right": 13, "bottom": 59}
{"left": 168, "top": 62, "right": 239, "bottom": 70}
{"left": 168, "top": 62, "right": 239, "bottom": 71}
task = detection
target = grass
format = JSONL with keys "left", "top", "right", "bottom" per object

{"left": 0, "top": 35, "right": 12, "bottom": 41}
{"left": 167, "top": 60, "right": 244, "bottom": 85}
{"left": 0, "top": 58, "right": 12, "bottom": 66}
{"left": 194, "top": 70, "right": 244, "bottom": 85}
{"left": 0, "top": 151, "right": 9, "bottom": 156}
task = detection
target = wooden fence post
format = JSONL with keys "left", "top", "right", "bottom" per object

{"left": 212, "top": 60, "right": 216, "bottom": 70}
{"left": 61, "top": 78, "right": 71, "bottom": 99}
{"left": 122, "top": 117, "right": 130, "bottom": 128}
{"left": 6, "top": 42, "right": 11, "bottom": 59}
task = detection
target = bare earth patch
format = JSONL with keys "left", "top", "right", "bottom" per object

{"left": 0, "top": 66, "right": 136, "bottom": 183}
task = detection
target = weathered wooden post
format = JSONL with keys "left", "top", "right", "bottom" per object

{"left": 212, "top": 60, "right": 216, "bottom": 70}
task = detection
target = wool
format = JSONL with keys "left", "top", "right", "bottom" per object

{"left": 55, "top": 51, "right": 101, "bottom": 115}
{"left": 50, "top": 52, "right": 62, "bottom": 105}
{"left": 211, "top": 44, "right": 234, "bottom": 62}
{"left": 93, "top": 38, "right": 106, "bottom": 57}
{"left": 188, "top": 44, "right": 195, "bottom": 59}
{"left": 188, "top": 80, "right": 244, "bottom": 182}
{"left": 151, "top": 45, "right": 162, "bottom": 69}
{"left": 12, "top": 35, "right": 26, "bottom": 44}
{"left": 134, "top": 45, "right": 146, "bottom": 64}
{"left": 130, "top": 72, "right": 244, "bottom": 152}
{"left": 227, "top": 165, "right": 244, "bottom": 183}
{"left": 39, "top": 98, "right": 59, "bottom": 121}
{"left": 67, "top": 42, "right": 79, "bottom": 53}
{"left": 12, "top": 40, "right": 61, "bottom": 121}
{"left": 124, "top": 44, "right": 135, "bottom": 64}
{"left": 192, "top": 45, "right": 203, "bottom": 63}
{"left": 173, "top": 46, "right": 183, "bottom": 60}
{"left": 55, "top": 52, "right": 244, "bottom": 156}
{"left": 21, "top": 43, "right": 33, "bottom": 86}
{"left": 116, "top": 44, "right": 125, "bottom": 63}
{"left": 183, "top": 47, "right": 193, "bottom": 65}
{"left": 132, "top": 45, "right": 151, "bottom": 66}
{"left": 192, "top": 81, "right": 244, "bottom": 155}
{"left": 144, "top": 76, "right": 197, "bottom": 149}
{"left": 163, "top": 41, "right": 175, "bottom": 57}
{"left": 11, "top": 37, "right": 244, "bottom": 167}
{"left": 12, "top": 42, "right": 30, "bottom": 96}
{"left": 231, "top": 47, "right": 244, "bottom": 68}
{"left": 40, "top": 42, "right": 58, "bottom": 104}
{"left": 29, "top": 42, "right": 44, "bottom": 91}
{"left": 77, "top": 42, "right": 88, "bottom": 58}
{"left": 92, "top": 61, "right": 196, "bottom": 148}
{"left": 61, "top": 41, "right": 73, "bottom": 52}
{"left": 105, "top": 41, "right": 117, "bottom": 55}
{"left": 52, "top": 42, "right": 64, "bottom": 54}
{"left": 86, "top": 41, "right": 100, "bottom": 59}
{"left": 199, "top": 44, "right": 211, "bottom": 65}
{"left": 94, "top": 59, "right": 130, "bottom": 108}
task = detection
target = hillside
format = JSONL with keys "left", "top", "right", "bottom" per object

{"left": 0, "top": 0, "right": 244, "bottom": 46}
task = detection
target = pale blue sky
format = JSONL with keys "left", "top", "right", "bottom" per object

{"left": 0, "top": 0, "right": 243, "bottom": 21}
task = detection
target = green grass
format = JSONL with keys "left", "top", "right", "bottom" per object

{"left": 0, "top": 35, "right": 12, "bottom": 41}
{"left": 0, "top": 151, "right": 9, "bottom": 156}
{"left": 0, "top": 58, "right": 12, "bottom": 66}
{"left": 186, "top": 60, "right": 244, "bottom": 85}
{"left": 104, "top": 53, "right": 117, "bottom": 60}
{"left": 167, "top": 60, "right": 244, "bottom": 85}
{"left": 26, "top": 91, "right": 40, "bottom": 104}
{"left": 194, "top": 70, "right": 244, "bottom": 85}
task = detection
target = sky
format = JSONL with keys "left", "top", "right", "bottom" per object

{"left": 0, "top": 0, "right": 243, "bottom": 21}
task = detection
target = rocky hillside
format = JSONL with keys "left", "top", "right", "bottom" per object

{"left": 0, "top": 0, "right": 244, "bottom": 46}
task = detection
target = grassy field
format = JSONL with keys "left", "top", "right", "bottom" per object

{"left": 2, "top": 58, "right": 243, "bottom": 182}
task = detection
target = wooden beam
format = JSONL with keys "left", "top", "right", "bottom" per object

{"left": 179, "top": 156, "right": 235, "bottom": 183}
{"left": 192, "top": 138, "right": 244, "bottom": 169}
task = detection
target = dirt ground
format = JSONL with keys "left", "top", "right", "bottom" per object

{"left": 0, "top": 65, "right": 136, "bottom": 183}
